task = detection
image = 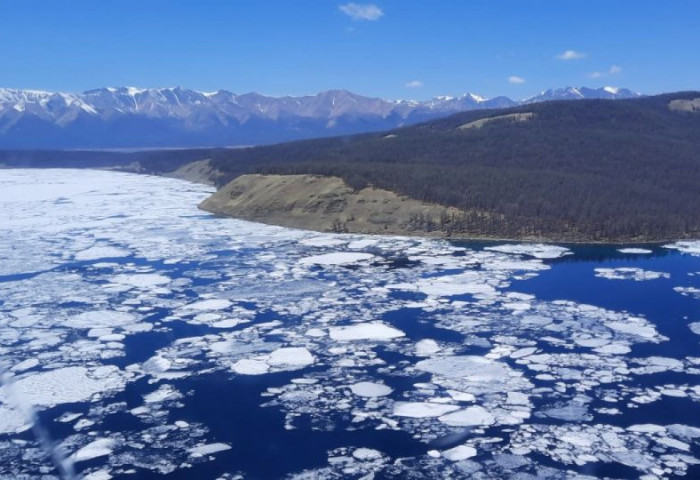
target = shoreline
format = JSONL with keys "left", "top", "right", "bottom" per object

{"left": 198, "top": 173, "right": 690, "bottom": 246}
{"left": 0, "top": 166, "right": 690, "bottom": 246}
{"left": 201, "top": 211, "right": 679, "bottom": 247}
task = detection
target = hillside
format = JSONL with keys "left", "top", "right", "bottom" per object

{"left": 199, "top": 174, "right": 485, "bottom": 237}
{"left": 201, "top": 92, "right": 700, "bottom": 242}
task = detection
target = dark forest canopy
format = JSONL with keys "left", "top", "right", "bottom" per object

{"left": 204, "top": 92, "right": 700, "bottom": 241}
{"left": 3, "top": 92, "right": 700, "bottom": 241}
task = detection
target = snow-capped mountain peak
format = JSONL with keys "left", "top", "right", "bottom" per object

{"left": 464, "top": 92, "right": 487, "bottom": 102}
{"left": 0, "top": 85, "right": 644, "bottom": 148}
{"left": 523, "top": 86, "right": 641, "bottom": 104}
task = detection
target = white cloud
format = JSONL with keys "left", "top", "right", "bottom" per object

{"left": 556, "top": 50, "right": 586, "bottom": 61}
{"left": 508, "top": 76, "right": 526, "bottom": 84}
{"left": 589, "top": 65, "right": 622, "bottom": 78}
{"left": 339, "top": 3, "right": 384, "bottom": 21}
{"left": 405, "top": 80, "right": 423, "bottom": 88}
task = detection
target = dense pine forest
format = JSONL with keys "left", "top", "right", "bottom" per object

{"left": 3, "top": 92, "right": 700, "bottom": 241}
{"left": 205, "top": 92, "right": 700, "bottom": 241}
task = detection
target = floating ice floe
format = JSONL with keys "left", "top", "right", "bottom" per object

{"left": 508, "top": 422, "right": 699, "bottom": 477}
{"left": 11, "top": 358, "right": 39, "bottom": 372}
{"left": 442, "top": 445, "right": 477, "bottom": 461}
{"left": 329, "top": 322, "right": 404, "bottom": 341}
{"left": 348, "top": 382, "right": 393, "bottom": 398}
{"left": 617, "top": 248, "right": 653, "bottom": 254}
{"left": 594, "top": 267, "right": 670, "bottom": 281}
{"left": 0, "top": 404, "right": 31, "bottom": 435}
{"left": 416, "top": 339, "right": 441, "bottom": 356}
{"left": 71, "top": 438, "right": 115, "bottom": 463}
{"left": 439, "top": 406, "right": 495, "bottom": 426}
{"left": 674, "top": 286, "right": 700, "bottom": 298}
{"left": 298, "top": 236, "right": 348, "bottom": 248}
{"left": 65, "top": 310, "right": 138, "bottom": 329}
{"left": 231, "top": 359, "right": 270, "bottom": 375}
{"left": 232, "top": 347, "right": 315, "bottom": 375}
{"left": 299, "top": 252, "right": 375, "bottom": 266}
{"left": 665, "top": 240, "right": 700, "bottom": 256}
{"left": 111, "top": 273, "right": 170, "bottom": 288}
{"left": 75, "top": 245, "right": 131, "bottom": 261}
{"left": 12, "top": 366, "right": 127, "bottom": 408}
{"left": 391, "top": 276, "right": 497, "bottom": 297}
{"left": 268, "top": 347, "right": 316, "bottom": 368}
{"left": 183, "top": 298, "right": 232, "bottom": 311}
{"left": 416, "top": 356, "right": 529, "bottom": 395}
{"left": 689, "top": 323, "right": 700, "bottom": 336}
{"left": 352, "top": 447, "right": 383, "bottom": 461}
{"left": 393, "top": 402, "right": 460, "bottom": 418}
{"left": 82, "top": 470, "right": 113, "bottom": 480}
{"left": 188, "top": 443, "right": 232, "bottom": 457}
{"left": 484, "top": 243, "right": 571, "bottom": 259}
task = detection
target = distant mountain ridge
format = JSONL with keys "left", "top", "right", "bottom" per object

{"left": 0, "top": 86, "right": 641, "bottom": 148}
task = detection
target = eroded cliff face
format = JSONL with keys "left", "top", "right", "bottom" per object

{"left": 669, "top": 98, "right": 700, "bottom": 113}
{"left": 162, "top": 159, "right": 223, "bottom": 186}
{"left": 198, "top": 174, "right": 482, "bottom": 236}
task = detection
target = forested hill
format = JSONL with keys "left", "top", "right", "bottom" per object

{"left": 203, "top": 92, "right": 700, "bottom": 242}
{"left": 2, "top": 92, "right": 699, "bottom": 241}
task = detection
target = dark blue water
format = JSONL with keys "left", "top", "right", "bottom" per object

{"left": 4, "top": 242, "right": 700, "bottom": 480}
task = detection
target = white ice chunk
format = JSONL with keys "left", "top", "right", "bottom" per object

{"left": 299, "top": 252, "right": 374, "bottom": 266}
{"left": 184, "top": 299, "right": 232, "bottom": 311}
{"left": 66, "top": 311, "right": 137, "bottom": 329}
{"left": 352, "top": 448, "right": 383, "bottom": 461}
{"left": 349, "top": 382, "right": 393, "bottom": 397}
{"left": 111, "top": 273, "right": 170, "bottom": 288}
{"left": 594, "top": 267, "right": 669, "bottom": 281}
{"left": 417, "top": 356, "right": 511, "bottom": 383}
{"left": 11, "top": 358, "right": 39, "bottom": 372}
{"left": 442, "top": 445, "right": 477, "bottom": 461}
{"left": 0, "top": 404, "right": 31, "bottom": 434}
{"left": 188, "top": 443, "right": 231, "bottom": 457}
{"left": 438, "top": 406, "right": 495, "bottom": 426}
{"left": 606, "top": 320, "right": 658, "bottom": 339}
{"left": 143, "top": 384, "right": 180, "bottom": 404}
{"left": 485, "top": 244, "right": 571, "bottom": 259}
{"left": 329, "top": 322, "right": 404, "bottom": 341}
{"left": 71, "top": 438, "right": 114, "bottom": 463}
{"left": 75, "top": 245, "right": 130, "bottom": 261}
{"left": 231, "top": 359, "right": 270, "bottom": 375}
{"left": 627, "top": 424, "right": 667, "bottom": 433}
{"left": 393, "top": 402, "right": 460, "bottom": 418}
{"left": 617, "top": 248, "right": 653, "bottom": 255}
{"left": 416, "top": 339, "right": 441, "bottom": 356}
{"left": 268, "top": 347, "right": 315, "bottom": 368}
{"left": 12, "top": 366, "right": 126, "bottom": 407}
{"left": 665, "top": 241, "right": 700, "bottom": 256}
{"left": 83, "top": 471, "right": 113, "bottom": 480}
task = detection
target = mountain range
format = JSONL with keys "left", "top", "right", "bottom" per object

{"left": 0, "top": 86, "right": 641, "bottom": 149}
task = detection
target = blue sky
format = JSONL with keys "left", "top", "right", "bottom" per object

{"left": 1, "top": 0, "right": 698, "bottom": 100}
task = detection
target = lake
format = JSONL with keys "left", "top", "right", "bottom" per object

{"left": 1, "top": 169, "right": 699, "bottom": 479}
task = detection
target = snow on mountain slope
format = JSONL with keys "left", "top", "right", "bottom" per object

{"left": 0, "top": 86, "right": 642, "bottom": 148}
{"left": 523, "top": 86, "right": 641, "bottom": 104}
